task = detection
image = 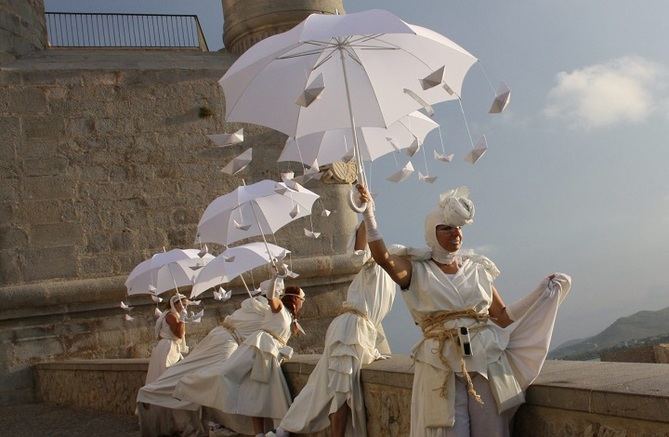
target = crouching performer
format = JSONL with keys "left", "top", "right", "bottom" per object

{"left": 357, "top": 184, "right": 572, "bottom": 437}
{"left": 145, "top": 293, "right": 190, "bottom": 385}
{"left": 137, "top": 280, "right": 291, "bottom": 436}
{"left": 268, "top": 221, "right": 396, "bottom": 437}
{"left": 172, "top": 282, "right": 305, "bottom": 437}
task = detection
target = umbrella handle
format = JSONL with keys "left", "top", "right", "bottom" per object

{"left": 347, "top": 187, "right": 368, "bottom": 213}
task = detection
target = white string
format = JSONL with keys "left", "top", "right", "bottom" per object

{"left": 457, "top": 98, "right": 476, "bottom": 149}
{"left": 421, "top": 140, "right": 430, "bottom": 174}
{"left": 476, "top": 61, "right": 498, "bottom": 96}
{"left": 437, "top": 125, "right": 447, "bottom": 154}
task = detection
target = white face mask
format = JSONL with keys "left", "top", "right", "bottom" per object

{"left": 424, "top": 186, "right": 475, "bottom": 264}
{"left": 424, "top": 209, "right": 458, "bottom": 264}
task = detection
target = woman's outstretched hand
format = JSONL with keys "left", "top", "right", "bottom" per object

{"left": 356, "top": 184, "right": 372, "bottom": 204}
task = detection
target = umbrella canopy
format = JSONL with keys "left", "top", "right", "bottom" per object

{"left": 125, "top": 249, "right": 214, "bottom": 296}
{"left": 191, "top": 242, "right": 289, "bottom": 298}
{"left": 221, "top": 9, "right": 476, "bottom": 138}
{"left": 196, "top": 179, "right": 319, "bottom": 246}
{"left": 278, "top": 111, "right": 438, "bottom": 167}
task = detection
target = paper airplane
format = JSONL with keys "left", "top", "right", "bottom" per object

{"left": 489, "top": 83, "right": 511, "bottom": 114}
{"left": 198, "top": 245, "right": 209, "bottom": 258}
{"left": 213, "top": 286, "right": 232, "bottom": 301}
{"left": 434, "top": 150, "right": 454, "bottom": 162}
{"left": 341, "top": 148, "right": 355, "bottom": 162}
{"left": 220, "top": 148, "right": 252, "bottom": 175}
{"left": 386, "top": 161, "right": 415, "bottom": 183}
{"left": 275, "top": 184, "right": 289, "bottom": 195}
{"left": 151, "top": 295, "right": 163, "bottom": 304}
{"left": 289, "top": 204, "right": 300, "bottom": 218}
{"left": 207, "top": 129, "right": 244, "bottom": 147}
{"left": 321, "top": 208, "right": 331, "bottom": 217}
{"left": 124, "top": 314, "right": 134, "bottom": 321}
{"left": 404, "top": 88, "right": 434, "bottom": 117}
{"left": 404, "top": 137, "right": 421, "bottom": 157}
{"left": 304, "top": 228, "right": 321, "bottom": 239}
{"left": 420, "top": 65, "right": 445, "bottom": 90}
{"left": 464, "top": 136, "right": 488, "bottom": 165}
{"left": 233, "top": 219, "right": 252, "bottom": 231}
{"left": 222, "top": 255, "right": 236, "bottom": 262}
{"left": 282, "top": 264, "right": 300, "bottom": 278}
{"left": 148, "top": 285, "right": 157, "bottom": 292}
{"left": 418, "top": 172, "right": 438, "bottom": 184}
{"left": 154, "top": 308, "right": 163, "bottom": 318}
{"left": 188, "top": 300, "right": 201, "bottom": 306}
{"left": 294, "top": 320, "right": 306, "bottom": 336}
{"left": 120, "top": 301, "right": 132, "bottom": 311}
{"left": 276, "top": 250, "right": 289, "bottom": 261}
{"left": 296, "top": 73, "right": 325, "bottom": 107}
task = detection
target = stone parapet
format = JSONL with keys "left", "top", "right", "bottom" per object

{"left": 600, "top": 343, "right": 669, "bottom": 364}
{"left": 34, "top": 357, "right": 669, "bottom": 436}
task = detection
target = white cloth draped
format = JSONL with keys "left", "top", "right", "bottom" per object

{"left": 173, "top": 297, "right": 294, "bottom": 436}
{"left": 403, "top": 255, "right": 571, "bottom": 436}
{"left": 279, "top": 245, "right": 396, "bottom": 436}
{"left": 145, "top": 311, "right": 188, "bottom": 384}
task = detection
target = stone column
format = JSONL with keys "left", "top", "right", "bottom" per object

{"left": 222, "top": 0, "right": 344, "bottom": 55}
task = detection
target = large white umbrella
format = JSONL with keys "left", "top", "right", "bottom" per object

{"left": 125, "top": 249, "right": 214, "bottom": 296}
{"left": 220, "top": 9, "right": 477, "bottom": 209}
{"left": 278, "top": 110, "right": 439, "bottom": 167}
{"left": 196, "top": 179, "right": 319, "bottom": 247}
{"left": 191, "top": 242, "right": 289, "bottom": 298}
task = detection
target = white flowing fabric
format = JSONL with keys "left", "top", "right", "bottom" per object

{"left": 403, "top": 255, "right": 571, "bottom": 437}
{"left": 279, "top": 230, "right": 396, "bottom": 436}
{"left": 173, "top": 297, "right": 294, "bottom": 436}
{"left": 145, "top": 311, "right": 188, "bottom": 384}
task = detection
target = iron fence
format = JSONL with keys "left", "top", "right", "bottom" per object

{"left": 45, "top": 12, "right": 209, "bottom": 51}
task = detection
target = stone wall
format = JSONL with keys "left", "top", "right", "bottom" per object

{"left": 34, "top": 357, "right": 669, "bottom": 436}
{"left": 0, "top": 49, "right": 359, "bottom": 405}
{"left": 0, "top": 0, "right": 46, "bottom": 64}
{"left": 600, "top": 343, "right": 669, "bottom": 364}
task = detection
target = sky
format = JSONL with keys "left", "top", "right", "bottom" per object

{"left": 45, "top": 0, "right": 669, "bottom": 353}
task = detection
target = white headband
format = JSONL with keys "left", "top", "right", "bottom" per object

{"left": 425, "top": 186, "right": 475, "bottom": 263}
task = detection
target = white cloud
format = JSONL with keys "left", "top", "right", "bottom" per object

{"left": 544, "top": 56, "right": 665, "bottom": 129}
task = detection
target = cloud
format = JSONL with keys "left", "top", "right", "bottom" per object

{"left": 544, "top": 56, "right": 665, "bottom": 129}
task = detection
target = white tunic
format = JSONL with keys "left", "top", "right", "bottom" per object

{"left": 173, "top": 296, "right": 294, "bottom": 436}
{"left": 404, "top": 255, "right": 571, "bottom": 436}
{"left": 279, "top": 249, "right": 396, "bottom": 436}
{"left": 145, "top": 311, "right": 188, "bottom": 384}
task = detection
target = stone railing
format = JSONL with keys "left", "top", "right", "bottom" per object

{"left": 34, "top": 356, "right": 669, "bottom": 436}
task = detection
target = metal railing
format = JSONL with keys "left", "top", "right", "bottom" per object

{"left": 45, "top": 12, "right": 209, "bottom": 51}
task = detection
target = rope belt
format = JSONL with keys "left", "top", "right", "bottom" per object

{"left": 220, "top": 320, "right": 243, "bottom": 345}
{"left": 262, "top": 329, "right": 287, "bottom": 347}
{"left": 418, "top": 308, "right": 489, "bottom": 404}
{"left": 337, "top": 305, "right": 370, "bottom": 322}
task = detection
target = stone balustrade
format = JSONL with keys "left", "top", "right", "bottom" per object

{"left": 34, "top": 356, "right": 669, "bottom": 436}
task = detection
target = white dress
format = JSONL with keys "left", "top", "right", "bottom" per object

{"left": 278, "top": 249, "right": 396, "bottom": 436}
{"left": 173, "top": 296, "right": 294, "bottom": 436}
{"left": 404, "top": 255, "right": 571, "bottom": 437}
{"left": 137, "top": 297, "right": 274, "bottom": 436}
{"left": 145, "top": 311, "right": 189, "bottom": 384}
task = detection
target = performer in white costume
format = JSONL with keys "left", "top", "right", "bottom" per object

{"left": 137, "top": 284, "right": 287, "bottom": 436}
{"left": 145, "top": 293, "right": 190, "bottom": 384}
{"left": 174, "top": 285, "right": 305, "bottom": 437}
{"left": 357, "top": 184, "right": 572, "bottom": 437}
{"left": 268, "top": 222, "right": 396, "bottom": 437}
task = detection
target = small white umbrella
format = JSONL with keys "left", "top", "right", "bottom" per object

{"left": 191, "top": 242, "right": 289, "bottom": 298}
{"left": 125, "top": 249, "right": 214, "bottom": 296}
{"left": 196, "top": 179, "right": 319, "bottom": 247}
{"left": 278, "top": 111, "right": 438, "bottom": 167}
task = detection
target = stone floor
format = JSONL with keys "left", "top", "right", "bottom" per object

{"left": 0, "top": 403, "right": 140, "bottom": 437}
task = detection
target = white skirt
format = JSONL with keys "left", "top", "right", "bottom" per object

{"left": 145, "top": 338, "right": 183, "bottom": 384}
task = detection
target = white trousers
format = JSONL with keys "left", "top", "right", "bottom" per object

{"left": 425, "top": 375, "right": 511, "bottom": 437}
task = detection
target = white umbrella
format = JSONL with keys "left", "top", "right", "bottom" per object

{"left": 125, "top": 249, "right": 214, "bottom": 296}
{"left": 196, "top": 179, "right": 319, "bottom": 247}
{"left": 191, "top": 242, "right": 289, "bottom": 298}
{"left": 278, "top": 111, "right": 438, "bottom": 167}
{"left": 220, "top": 9, "right": 477, "bottom": 210}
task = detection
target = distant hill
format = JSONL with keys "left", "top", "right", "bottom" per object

{"left": 549, "top": 306, "right": 669, "bottom": 360}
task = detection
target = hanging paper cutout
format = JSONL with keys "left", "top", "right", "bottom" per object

{"left": 420, "top": 65, "right": 445, "bottom": 90}
{"left": 386, "top": 161, "right": 415, "bottom": 183}
{"left": 403, "top": 88, "right": 435, "bottom": 117}
{"left": 464, "top": 136, "right": 488, "bottom": 164}
{"left": 418, "top": 171, "right": 438, "bottom": 184}
{"left": 296, "top": 74, "right": 325, "bottom": 107}
{"left": 489, "top": 83, "right": 511, "bottom": 114}
{"left": 220, "top": 148, "right": 252, "bottom": 175}
{"left": 434, "top": 150, "right": 454, "bottom": 162}
{"left": 207, "top": 128, "right": 244, "bottom": 147}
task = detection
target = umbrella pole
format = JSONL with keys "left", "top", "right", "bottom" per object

{"left": 339, "top": 47, "right": 368, "bottom": 212}
{"left": 238, "top": 273, "right": 254, "bottom": 298}
{"left": 249, "top": 202, "right": 279, "bottom": 271}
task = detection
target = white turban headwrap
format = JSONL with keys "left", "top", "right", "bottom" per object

{"left": 424, "top": 186, "right": 475, "bottom": 264}
{"left": 169, "top": 293, "right": 187, "bottom": 313}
